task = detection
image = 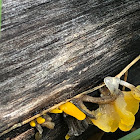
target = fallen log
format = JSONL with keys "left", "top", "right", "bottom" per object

{"left": 0, "top": 0, "right": 140, "bottom": 139}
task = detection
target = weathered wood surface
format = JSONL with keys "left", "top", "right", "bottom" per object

{"left": 0, "top": 0, "right": 140, "bottom": 139}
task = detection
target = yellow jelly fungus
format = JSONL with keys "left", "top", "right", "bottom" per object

{"left": 93, "top": 78, "right": 140, "bottom": 133}
{"left": 30, "top": 120, "right": 36, "bottom": 127}
{"left": 91, "top": 104, "right": 119, "bottom": 132}
{"left": 114, "top": 94, "right": 135, "bottom": 126}
{"left": 123, "top": 91, "right": 139, "bottom": 115}
{"left": 137, "top": 85, "right": 140, "bottom": 90}
{"left": 130, "top": 85, "right": 140, "bottom": 100}
{"left": 91, "top": 90, "right": 140, "bottom": 132}
{"left": 59, "top": 102, "right": 86, "bottom": 120}
{"left": 50, "top": 108, "right": 63, "bottom": 113}
{"left": 119, "top": 122, "right": 133, "bottom": 131}
{"left": 36, "top": 117, "right": 45, "bottom": 124}
{"left": 65, "top": 134, "right": 70, "bottom": 140}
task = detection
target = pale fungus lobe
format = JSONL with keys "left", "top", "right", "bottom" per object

{"left": 104, "top": 77, "right": 120, "bottom": 95}
{"left": 59, "top": 102, "right": 86, "bottom": 120}
{"left": 41, "top": 121, "right": 55, "bottom": 129}
{"left": 35, "top": 132, "right": 42, "bottom": 140}
{"left": 43, "top": 114, "right": 52, "bottom": 121}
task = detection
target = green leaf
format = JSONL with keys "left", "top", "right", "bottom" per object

{"left": 118, "top": 128, "right": 140, "bottom": 140}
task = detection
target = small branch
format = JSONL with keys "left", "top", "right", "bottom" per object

{"left": 81, "top": 95, "right": 117, "bottom": 104}
{"left": 122, "top": 71, "right": 128, "bottom": 91}
{"left": 116, "top": 55, "right": 140, "bottom": 78}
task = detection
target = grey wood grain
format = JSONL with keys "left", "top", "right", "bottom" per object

{"left": 0, "top": 0, "right": 140, "bottom": 139}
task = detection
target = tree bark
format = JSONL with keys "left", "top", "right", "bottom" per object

{"left": 0, "top": 0, "right": 140, "bottom": 139}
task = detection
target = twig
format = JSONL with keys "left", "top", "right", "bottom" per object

{"left": 116, "top": 55, "right": 140, "bottom": 78}
{"left": 122, "top": 71, "right": 128, "bottom": 91}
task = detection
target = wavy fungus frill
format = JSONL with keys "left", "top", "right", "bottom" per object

{"left": 91, "top": 85, "right": 140, "bottom": 132}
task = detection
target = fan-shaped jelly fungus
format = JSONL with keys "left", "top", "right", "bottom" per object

{"left": 91, "top": 77, "right": 140, "bottom": 132}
